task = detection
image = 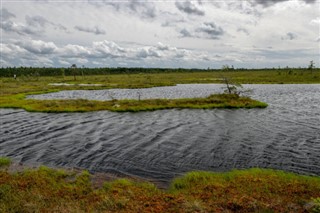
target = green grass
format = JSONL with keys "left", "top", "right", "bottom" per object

{"left": 0, "top": 164, "right": 319, "bottom": 212}
{"left": 0, "top": 93, "right": 267, "bottom": 112}
{"left": 0, "top": 157, "right": 11, "bottom": 168}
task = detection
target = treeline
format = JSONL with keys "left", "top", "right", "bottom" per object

{"left": 0, "top": 66, "right": 318, "bottom": 77}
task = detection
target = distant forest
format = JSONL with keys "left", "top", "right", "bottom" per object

{"left": 0, "top": 66, "right": 318, "bottom": 77}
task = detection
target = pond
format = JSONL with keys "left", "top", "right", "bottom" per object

{"left": 27, "top": 84, "right": 224, "bottom": 100}
{"left": 1, "top": 84, "right": 320, "bottom": 185}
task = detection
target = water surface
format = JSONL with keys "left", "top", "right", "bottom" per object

{"left": 1, "top": 84, "right": 320, "bottom": 184}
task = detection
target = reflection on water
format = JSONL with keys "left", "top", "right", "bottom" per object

{"left": 1, "top": 84, "right": 320, "bottom": 184}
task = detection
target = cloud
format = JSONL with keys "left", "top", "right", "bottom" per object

{"left": 1, "top": 14, "right": 68, "bottom": 36}
{"left": 26, "top": 15, "right": 68, "bottom": 32}
{"left": 136, "top": 47, "right": 161, "bottom": 58}
{"left": 197, "top": 22, "right": 224, "bottom": 39}
{"left": 92, "top": 40, "right": 126, "bottom": 58}
{"left": 281, "top": 32, "right": 297, "bottom": 40}
{"left": 74, "top": 25, "right": 106, "bottom": 35}
{"left": 128, "top": 0, "right": 156, "bottom": 19}
{"left": 0, "top": 8, "right": 16, "bottom": 20}
{"left": 180, "top": 22, "right": 224, "bottom": 39}
{"left": 237, "top": 28, "right": 250, "bottom": 35}
{"left": 3, "top": 39, "right": 208, "bottom": 64}
{"left": 180, "top": 28, "right": 192, "bottom": 37}
{"left": 16, "top": 40, "right": 57, "bottom": 54}
{"left": 60, "top": 44, "right": 91, "bottom": 58}
{"left": 0, "top": 20, "right": 41, "bottom": 35}
{"left": 26, "top": 15, "right": 49, "bottom": 27}
{"left": 252, "top": 0, "right": 316, "bottom": 7}
{"left": 175, "top": 1, "right": 205, "bottom": 16}
{"left": 91, "top": 0, "right": 157, "bottom": 19}
{"left": 310, "top": 17, "right": 320, "bottom": 25}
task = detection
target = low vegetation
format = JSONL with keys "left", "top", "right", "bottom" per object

{"left": 0, "top": 159, "right": 319, "bottom": 212}
{"left": 0, "top": 157, "right": 11, "bottom": 168}
{"left": 0, "top": 93, "right": 267, "bottom": 112}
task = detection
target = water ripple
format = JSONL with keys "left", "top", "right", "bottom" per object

{"left": 1, "top": 84, "right": 320, "bottom": 184}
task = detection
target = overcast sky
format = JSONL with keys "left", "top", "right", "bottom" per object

{"left": 1, "top": 0, "right": 319, "bottom": 68}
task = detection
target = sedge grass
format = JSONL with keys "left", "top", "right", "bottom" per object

{"left": 0, "top": 165, "right": 319, "bottom": 212}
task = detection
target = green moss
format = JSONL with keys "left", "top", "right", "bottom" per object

{"left": 0, "top": 157, "right": 11, "bottom": 167}
{"left": 0, "top": 165, "right": 319, "bottom": 212}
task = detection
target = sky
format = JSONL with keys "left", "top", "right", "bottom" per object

{"left": 0, "top": 0, "right": 319, "bottom": 69}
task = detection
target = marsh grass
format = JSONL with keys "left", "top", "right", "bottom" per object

{"left": 0, "top": 165, "right": 319, "bottom": 212}
{"left": 0, "top": 157, "right": 11, "bottom": 168}
{"left": 0, "top": 92, "right": 267, "bottom": 112}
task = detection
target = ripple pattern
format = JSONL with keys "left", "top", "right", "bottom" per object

{"left": 1, "top": 84, "right": 320, "bottom": 184}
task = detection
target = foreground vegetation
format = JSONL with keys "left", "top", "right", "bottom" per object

{"left": 0, "top": 159, "right": 319, "bottom": 212}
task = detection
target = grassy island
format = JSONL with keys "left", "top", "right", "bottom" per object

{"left": 0, "top": 159, "right": 319, "bottom": 212}
{"left": 0, "top": 92, "right": 267, "bottom": 113}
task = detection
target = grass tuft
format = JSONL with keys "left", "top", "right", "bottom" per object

{"left": 0, "top": 157, "right": 11, "bottom": 167}
{"left": 0, "top": 163, "right": 319, "bottom": 212}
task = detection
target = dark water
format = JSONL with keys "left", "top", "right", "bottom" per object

{"left": 1, "top": 84, "right": 320, "bottom": 184}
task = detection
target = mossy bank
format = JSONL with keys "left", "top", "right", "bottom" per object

{"left": 0, "top": 158, "right": 319, "bottom": 212}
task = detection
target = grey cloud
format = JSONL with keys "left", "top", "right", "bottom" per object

{"left": 180, "top": 28, "right": 193, "bottom": 37}
{"left": 16, "top": 40, "right": 57, "bottom": 54}
{"left": 136, "top": 48, "right": 161, "bottom": 58}
{"left": 179, "top": 22, "right": 224, "bottom": 39}
{"left": 26, "top": 15, "right": 49, "bottom": 27}
{"left": 196, "top": 22, "right": 224, "bottom": 39}
{"left": 175, "top": 1, "right": 205, "bottom": 16}
{"left": 74, "top": 25, "right": 106, "bottom": 35}
{"left": 0, "top": 8, "right": 16, "bottom": 20}
{"left": 128, "top": 0, "right": 156, "bottom": 19}
{"left": 1, "top": 14, "right": 68, "bottom": 36}
{"left": 161, "top": 12, "right": 185, "bottom": 27}
{"left": 26, "top": 15, "right": 68, "bottom": 32}
{"left": 58, "top": 40, "right": 195, "bottom": 61}
{"left": 237, "top": 28, "right": 250, "bottom": 36}
{"left": 1, "top": 39, "right": 225, "bottom": 67}
{"left": 91, "top": 0, "right": 157, "bottom": 19}
{"left": 253, "top": 0, "right": 316, "bottom": 7}
{"left": 281, "top": 32, "right": 297, "bottom": 40}
{"left": 1, "top": 20, "right": 41, "bottom": 35}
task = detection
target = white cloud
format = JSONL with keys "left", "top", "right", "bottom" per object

{"left": 310, "top": 17, "right": 320, "bottom": 25}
